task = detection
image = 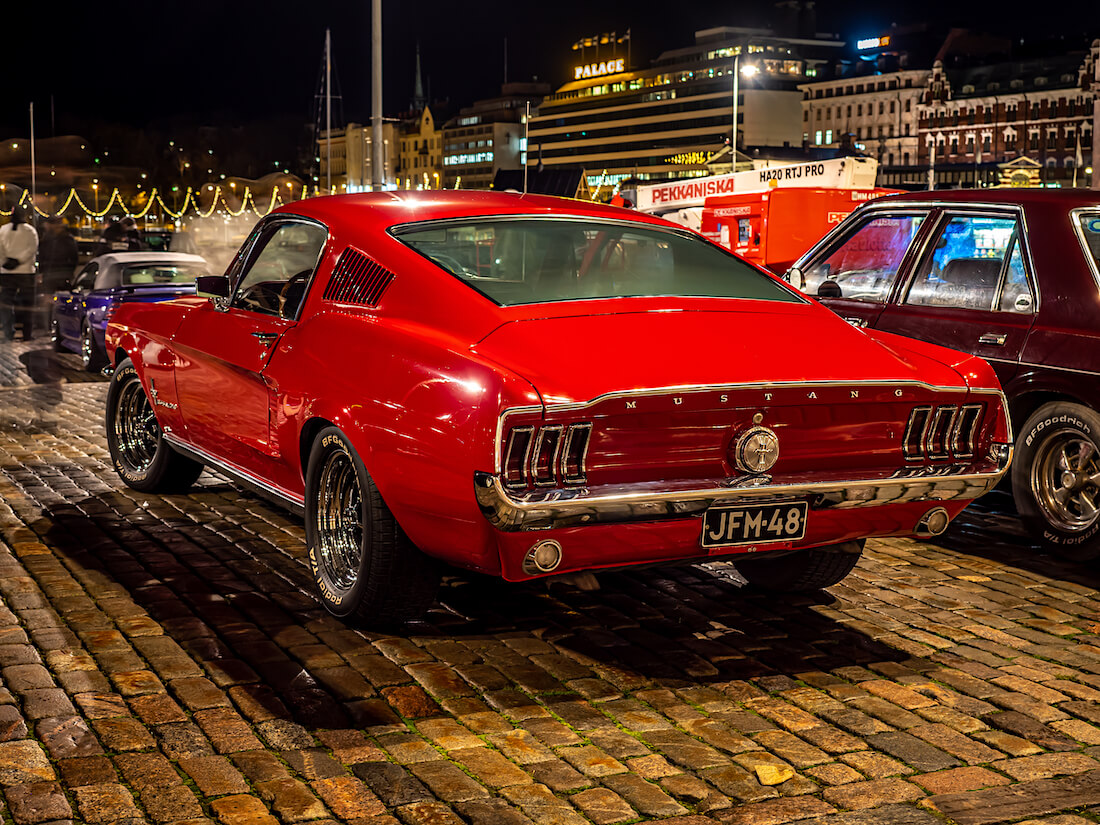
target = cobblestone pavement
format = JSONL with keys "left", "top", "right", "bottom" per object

{"left": 0, "top": 340, "right": 1099, "bottom": 825}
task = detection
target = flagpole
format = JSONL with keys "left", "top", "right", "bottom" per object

{"left": 1074, "top": 130, "right": 1082, "bottom": 188}
{"left": 29, "top": 103, "right": 36, "bottom": 216}
{"left": 523, "top": 102, "right": 530, "bottom": 195}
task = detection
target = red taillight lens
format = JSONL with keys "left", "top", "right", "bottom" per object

{"left": 504, "top": 426, "right": 534, "bottom": 487}
{"left": 532, "top": 426, "right": 563, "bottom": 486}
{"left": 562, "top": 423, "right": 592, "bottom": 485}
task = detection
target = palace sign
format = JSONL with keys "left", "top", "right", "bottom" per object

{"left": 574, "top": 58, "right": 625, "bottom": 80}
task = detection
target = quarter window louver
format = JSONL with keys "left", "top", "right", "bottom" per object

{"left": 323, "top": 246, "right": 394, "bottom": 307}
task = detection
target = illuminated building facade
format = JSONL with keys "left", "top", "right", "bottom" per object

{"left": 441, "top": 83, "right": 550, "bottom": 190}
{"left": 528, "top": 10, "right": 844, "bottom": 192}
{"left": 398, "top": 107, "right": 444, "bottom": 190}
{"left": 317, "top": 123, "right": 399, "bottom": 192}
{"left": 800, "top": 69, "right": 928, "bottom": 187}
{"left": 917, "top": 47, "right": 1095, "bottom": 188}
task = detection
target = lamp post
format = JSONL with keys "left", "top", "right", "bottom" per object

{"left": 731, "top": 53, "right": 758, "bottom": 166}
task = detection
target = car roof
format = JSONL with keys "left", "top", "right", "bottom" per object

{"left": 91, "top": 252, "right": 208, "bottom": 267}
{"left": 873, "top": 188, "right": 1100, "bottom": 210}
{"left": 270, "top": 190, "right": 680, "bottom": 233}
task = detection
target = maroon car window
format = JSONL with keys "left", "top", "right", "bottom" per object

{"left": 998, "top": 240, "right": 1034, "bottom": 313}
{"left": 802, "top": 213, "right": 924, "bottom": 302}
{"left": 1076, "top": 212, "right": 1100, "bottom": 284}
{"left": 393, "top": 218, "right": 801, "bottom": 306}
{"left": 905, "top": 215, "right": 1017, "bottom": 311}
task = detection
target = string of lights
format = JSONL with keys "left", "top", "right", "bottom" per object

{"left": 0, "top": 185, "right": 301, "bottom": 220}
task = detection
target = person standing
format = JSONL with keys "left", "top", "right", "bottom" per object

{"left": 37, "top": 216, "right": 78, "bottom": 294}
{"left": 0, "top": 204, "right": 39, "bottom": 340}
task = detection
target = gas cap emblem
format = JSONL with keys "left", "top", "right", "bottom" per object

{"left": 733, "top": 426, "right": 780, "bottom": 474}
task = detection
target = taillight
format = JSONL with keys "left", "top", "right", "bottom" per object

{"left": 532, "top": 426, "right": 563, "bottom": 486}
{"left": 503, "top": 422, "right": 591, "bottom": 488}
{"left": 503, "top": 427, "right": 534, "bottom": 487}
{"left": 904, "top": 404, "right": 983, "bottom": 462}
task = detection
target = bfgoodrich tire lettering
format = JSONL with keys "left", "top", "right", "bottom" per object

{"left": 1012, "top": 402, "right": 1100, "bottom": 561}
{"left": 304, "top": 426, "right": 440, "bottom": 625}
{"left": 734, "top": 540, "right": 864, "bottom": 591}
{"left": 106, "top": 358, "right": 204, "bottom": 493}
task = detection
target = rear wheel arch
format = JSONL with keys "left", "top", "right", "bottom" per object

{"left": 1009, "top": 389, "right": 1083, "bottom": 432}
{"left": 299, "top": 416, "right": 337, "bottom": 479}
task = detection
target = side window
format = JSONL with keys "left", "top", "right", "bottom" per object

{"left": 803, "top": 213, "right": 925, "bottom": 301}
{"left": 905, "top": 215, "right": 1016, "bottom": 310}
{"left": 232, "top": 221, "right": 328, "bottom": 319}
{"left": 75, "top": 263, "right": 98, "bottom": 290}
{"left": 998, "top": 238, "right": 1034, "bottom": 313}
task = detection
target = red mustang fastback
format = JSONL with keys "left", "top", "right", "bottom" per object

{"left": 104, "top": 192, "right": 1012, "bottom": 624}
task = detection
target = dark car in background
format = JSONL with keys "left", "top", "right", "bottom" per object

{"left": 790, "top": 189, "right": 1100, "bottom": 560}
{"left": 52, "top": 252, "right": 210, "bottom": 371}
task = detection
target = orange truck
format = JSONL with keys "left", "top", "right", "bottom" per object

{"left": 700, "top": 187, "right": 897, "bottom": 275}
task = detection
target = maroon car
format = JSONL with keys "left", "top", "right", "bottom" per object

{"left": 791, "top": 189, "right": 1100, "bottom": 560}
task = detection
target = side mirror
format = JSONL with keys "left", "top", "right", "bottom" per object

{"left": 787, "top": 267, "right": 804, "bottom": 290}
{"left": 196, "top": 275, "right": 230, "bottom": 300}
{"left": 817, "top": 279, "right": 843, "bottom": 299}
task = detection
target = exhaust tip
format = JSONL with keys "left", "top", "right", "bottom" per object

{"left": 915, "top": 507, "right": 950, "bottom": 538}
{"left": 523, "top": 540, "right": 563, "bottom": 575}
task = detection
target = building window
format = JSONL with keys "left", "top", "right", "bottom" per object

{"left": 966, "top": 136, "right": 975, "bottom": 154}
{"left": 983, "top": 135, "right": 991, "bottom": 153}
{"left": 905, "top": 99, "right": 911, "bottom": 112}
{"left": 951, "top": 137, "right": 959, "bottom": 155}
{"left": 847, "top": 105, "right": 852, "bottom": 117}
{"left": 903, "top": 152, "right": 910, "bottom": 164}
{"left": 815, "top": 130, "right": 823, "bottom": 145}
{"left": 825, "top": 129, "right": 833, "bottom": 144}
{"left": 857, "top": 103, "right": 863, "bottom": 116}
{"left": 878, "top": 101, "right": 885, "bottom": 115}
{"left": 889, "top": 100, "right": 895, "bottom": 114}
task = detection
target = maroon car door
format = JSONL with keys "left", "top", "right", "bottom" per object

{"left": 170, "top": 218, "right": 328, "bottom": 478}
{"left": 800, "top": 210, "right": 930, "bottom": 330}
{"left": 875, "top": 209, "right": 1037, "bottom": 389}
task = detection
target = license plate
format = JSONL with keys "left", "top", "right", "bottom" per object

{"left": 701, "top": 502, "right": 808, "bottom": 548}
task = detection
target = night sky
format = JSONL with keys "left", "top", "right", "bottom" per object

{"left": 5, "top": 0, "right": 1095, "bottom": 139}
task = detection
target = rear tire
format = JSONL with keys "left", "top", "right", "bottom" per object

{"left": 304, "top": 426, "right": 440, "bottom": 625}
{"left": 1012, "top": 402, "right": 1100, "bottom": 561}
{"left": 106, "top": 358, "right": 203, "bottom": 492}
{"left": 81, "top": 321, "right": 107, "bottom": 372}
{"left": 735, "top": 540, "right": 863, "bottom": 591}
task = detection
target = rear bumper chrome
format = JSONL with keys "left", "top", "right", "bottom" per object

{"left": 475, "top": 445, "right": 1011, "bottom": 532}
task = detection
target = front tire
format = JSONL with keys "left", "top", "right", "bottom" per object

{"left": 1012, "top": 402, "right": 1100, "bottom": 561}
{"left": 106, "top": 358, "right": 203, "bottom": 492}
{"left": 734, "top": 540, "right": 863, "bottom": 591}
{"left": 50, "top": 314, "right": 66, "bottom": 353}
{"left": 304, "top": 426, "right": 440, "bottom": 625}
{"left": 81, "top": 321, "right": 107, "bottom": 372}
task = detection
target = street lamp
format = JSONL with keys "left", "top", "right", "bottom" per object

{"left": 731, "top": 54, "right": 759, "bottom": 158}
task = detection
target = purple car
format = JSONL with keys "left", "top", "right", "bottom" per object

{"left": 51, "top": 252, "right": 210, "bottom": 371}
{"left": 789, "top": 189, "right": 1100, "bottom": 561}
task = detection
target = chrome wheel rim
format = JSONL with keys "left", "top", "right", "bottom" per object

{"left": 113, "top": 378, "right": 159, "bottom": 473}
{"left": 81, "top": 326, "right": 93, "bottom": 367}
{"left": 315, "top": 449, "right": 363, "bottom": 591}
{"left": 1031, "top": 428, "right": 1100, "bottom": 532}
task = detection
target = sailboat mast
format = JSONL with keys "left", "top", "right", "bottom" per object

{"left": 326, "top": 28, "right": 332, "bottom": 194}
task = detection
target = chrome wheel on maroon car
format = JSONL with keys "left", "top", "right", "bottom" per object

{"left": 1013, "top": 402, "right": 1100, "bottom": 562}
{"left": 1030, "top": 430, "right": 1100, "bottom": 533}
{"left": 315, "top": 449, "right": 365, "bottom": 591}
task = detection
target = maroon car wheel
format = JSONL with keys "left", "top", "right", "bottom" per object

{"left": 106, "top": 359, "right": 204, "bottom": 493}
{"left": 733, "top": 540, "right": 864, "bottom": 591}
{"left": 1013, "top": 402, "right": 1100, "bottom": 561}
{"left": 304, "top": 427, "right": 440, "bottom": 625}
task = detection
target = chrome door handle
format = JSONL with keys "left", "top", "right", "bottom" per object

{"left": 251, "top": 331, "right": 278, "bottom": 345}
{"left": 978, "top": 333, "right": 1006, "bottom": 346}
{"left": 843, "top": 316, "right": 869, "bottom": 328}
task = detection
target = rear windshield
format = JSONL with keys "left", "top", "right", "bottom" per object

{"left": 1077, "top": 211, "right": 1100, "bottom": 282}
{"left": 392, "top": 218, "right": 800, "bottom": 306}
{"left": 95, "top": 262, "right": 208, "bottom": 290}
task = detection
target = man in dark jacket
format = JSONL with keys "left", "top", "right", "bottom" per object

{"left": 37, "top": 217, "right": 78, "bottom": 294}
